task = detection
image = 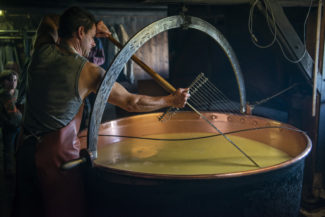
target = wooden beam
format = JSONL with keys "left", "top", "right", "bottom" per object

{"left": 258, "top": 0, "right": 323, "bottom": 93}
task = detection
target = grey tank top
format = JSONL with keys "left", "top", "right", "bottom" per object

{"left": 23, "top": 44, "right": 88, "bottom": 134}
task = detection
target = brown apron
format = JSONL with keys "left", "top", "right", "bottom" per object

{"left": 34, "top": 105, "right": 87, "bottom": 217}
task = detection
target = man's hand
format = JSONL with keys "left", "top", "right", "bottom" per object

{"left": 170, "top": 88, "right": 190, "bottom": 108}
{"left": 96, "top": 20, "right": 111, "bottom": 38}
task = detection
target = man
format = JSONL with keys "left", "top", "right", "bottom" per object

{"left": 13, "top": 6, "right": 189, "bottom": 217}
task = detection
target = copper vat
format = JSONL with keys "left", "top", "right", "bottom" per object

{"left": 80, "top": 112, "right": 311, "bottom": 217}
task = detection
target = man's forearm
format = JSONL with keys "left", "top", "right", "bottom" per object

{"left": 125, "top": 95, "right": 172, "bottom": 113}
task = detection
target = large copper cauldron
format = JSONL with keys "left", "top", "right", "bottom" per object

{"left": 79, "top": 111, "right": 311, "bottom": 217}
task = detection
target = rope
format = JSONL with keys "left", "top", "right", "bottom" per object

{"left": 248, "top": 0, "right": 314, "bottom": 64}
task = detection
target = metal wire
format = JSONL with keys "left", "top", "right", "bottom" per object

{"left": 159, "top": 73, "right": 260, "bottom": 167}
{"left": 80, "top": 125, "right": 305, "bottom": 141}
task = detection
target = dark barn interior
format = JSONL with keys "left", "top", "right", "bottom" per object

{"left": 0, "top": 0, "right": 324, "bottom": 216}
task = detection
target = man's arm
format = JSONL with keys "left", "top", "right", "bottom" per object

{"left": 33, "top": 15, "right": 60, "bottom": 50}
{"left": 108, "top": 83, "right": 189, "bottom": 112}
{"left": 80, "top": 62, "right": 189, "bottom": 112}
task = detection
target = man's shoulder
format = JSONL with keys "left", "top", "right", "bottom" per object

{"left": 83, "top": 61, "right": 104, "bottom": 73}
{"left": 79, "top": 61, "right": 105, "bottom": 92}
{"left": 84, "top": 61, "right": 96, "bottom": 68}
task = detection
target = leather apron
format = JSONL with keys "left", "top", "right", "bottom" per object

{"left": 35, "top": 104, "right": 87, "bottom": 217}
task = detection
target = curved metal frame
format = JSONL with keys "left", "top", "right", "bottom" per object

{"left": 87, "top": 15, "right": 246, "bottom": 159}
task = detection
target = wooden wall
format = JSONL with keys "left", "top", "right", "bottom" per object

{"left": 92, "top": 8, "right": 169, "bottom": 84}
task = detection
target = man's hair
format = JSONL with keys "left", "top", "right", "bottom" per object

{"left": 58, "top": 6, "right": 96, "bottom": 39}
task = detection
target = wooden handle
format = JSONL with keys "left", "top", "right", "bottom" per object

{"left": 107, "top": 35, "right": 176, "bottom": 93}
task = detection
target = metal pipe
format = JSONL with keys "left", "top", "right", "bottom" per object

{"left": 0, "top": 36, "right": 34, "bottom": 39}
{"left": 0, "top": 30, "right": 36, "bottom": 33}
{"left": 312, "top": 0, "right": 323, "bottom": 117}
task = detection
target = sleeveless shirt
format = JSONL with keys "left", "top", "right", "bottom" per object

{"left": 23, "top": 43, "right": 88, "bottom": 134}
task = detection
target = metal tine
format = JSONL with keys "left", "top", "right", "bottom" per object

{"left": 189, "top": 75, "right": 208, "bottom": 96}
{"left": 158, "top": 107, "right": 179, "bottom": 122}
{"left": 159, "top": 73, "right": 218, "bottom": 122}
{"left": 189, "top": 73, "right": 241, "bottom": 113}
{"left": 188, "top": 72, "right": 205, "bottom": 89}
{"left": 159, "top": 72, "right": 239, "bottom": 120}
{"left": 159, "top": 73, "right": 206, "bottom": 122}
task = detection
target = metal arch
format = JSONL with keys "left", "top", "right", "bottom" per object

{"left": 87, "top": 15, "right": 246, "bottom": 159}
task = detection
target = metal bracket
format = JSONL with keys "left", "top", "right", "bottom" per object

{"left": 180, "top": 6, "right": 191, "bottom": 29}
{"left": 87, "top": 15, "right": 247, "bottom": 161}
